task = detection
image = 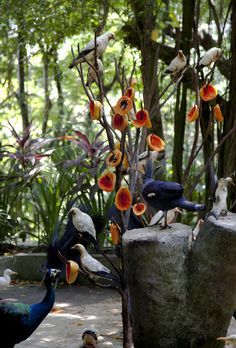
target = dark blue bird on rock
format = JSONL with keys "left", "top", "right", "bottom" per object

{"left": 0, "top": 268, "right": 61, "bottom": 348}
{"left": 142, "top": 159, "right": 206, "bottom": 228}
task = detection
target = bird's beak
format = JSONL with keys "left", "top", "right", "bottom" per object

{"left": 71, "top": 245, "right": 77, "bottom": 250}
{"left": 226, "top": 177, "right": 234, "bottom": 185}
{"left": 11, "top": 271, "right": 18, "bottom": 275}
{"left": 110, "top": 33, "right": 116, "bottom": 41}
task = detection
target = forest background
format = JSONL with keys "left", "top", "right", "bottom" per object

{"left": 0, "top": 0, "right": 235, "bottom": 247}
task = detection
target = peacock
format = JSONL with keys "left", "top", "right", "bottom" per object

{"left": 0, "top": 268, "right": 61, "bottom": 348}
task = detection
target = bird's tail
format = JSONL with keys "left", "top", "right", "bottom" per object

{"left": 178, "top": 199, "right": 206, "bottom": 212}
{"left": 98, "top": 271, "right": 120, "bottom": 284}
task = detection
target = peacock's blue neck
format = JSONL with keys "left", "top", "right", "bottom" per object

{"left": 28, "top": 282, "right": 55, "bottom": 329}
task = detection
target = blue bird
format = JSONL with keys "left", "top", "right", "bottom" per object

{"left": 0, "top": 268, "right": 61, "bottom": 348}
{"left": 142, "top": 159, "right": 206, "bottom": 228}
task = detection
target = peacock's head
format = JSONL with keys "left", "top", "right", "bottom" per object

{"left": 44, "top": 268, "right": 61, "bottom": 287}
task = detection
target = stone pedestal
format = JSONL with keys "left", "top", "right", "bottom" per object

{"left": 123, "top": 213, "right": 236, "bottom": 348}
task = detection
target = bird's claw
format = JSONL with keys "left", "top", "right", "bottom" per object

{"left": 207, "top": 211, "right": 220, "bottom": 220}
{"left": 160, "top": 224, "right": 171, "bottom": 230}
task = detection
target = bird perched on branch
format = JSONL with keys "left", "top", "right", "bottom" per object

{"left": 70, "top": 207, "right": 97, "bottom": 246}
{"left": 86, "top": 59, "right": 104, "bottom": 86}
{"left": 209, "top": 177, "right": 233, "bottom": 219}
{"left": 142, "top": 159, "right": 205, "bottom": 229}
{"left": 82, "top": 329, "right": 98, "bottom": 348}
{"left": 163, "top": 50, "right": 187, "bottom": 76}
{"left": 217, "top": 335, "right": 236, "bottom": 347}
{"left": 0, "top": 268, "right": 61, "bottom": 347}
{"left": 69, "top": 32, "right": 115, "bottom": 69}
{"left": 196, "top": 47, "right": 222, "bottom": 69}
{"left": 0, "top": 269, "right": 17, "bottom": 290}
{"left": 71, "top": 244, "right": 119, "bottom": 284}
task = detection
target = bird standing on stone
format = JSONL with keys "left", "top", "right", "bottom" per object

{"left": 196, "top": 47, "right": 222, "bottom": 69}
{"left": 71, "top": 244, "right": 119, "bottom": 283}
{"left": 0, "top": 268, "right": 61, "bottom": 347}
{"left": 142, "top": 159, "right": 205, "bottom": 228}
{"left": 86, "top": 59, "right": 104, "bottom": 86}
{"left": 210, "top": 177, "right": 233, "bottom": 219}
{"left": 82, "top": 329, "right": 98, "bottom": 348}
{"left": 163, "top": 50, "right": 187, "bottom": 76}
{"left": 69, "top": 207, "right": 97, "bottom": 246}
{"left": 0, "top": 269, "right": 17, "bottom": 290}
{"left": 69, "top": 31, "right": 115, "bottom": 69}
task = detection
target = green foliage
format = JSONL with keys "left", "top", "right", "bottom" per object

{"left": 0, "top": 0, "right": 233, "bottom": 247}
{"left": 31, "top": 169, "right": 74, "bottom": 245}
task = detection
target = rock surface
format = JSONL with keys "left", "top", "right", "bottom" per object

{"left": 123, "top": 213, "right": 236, "bottom": 348}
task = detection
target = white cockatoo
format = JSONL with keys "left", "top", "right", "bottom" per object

{"left": 196, "top": 47, "right": 222, "bottom": 69}
{"left": 69, "top": 207, "right": 97, "bottom": 245}
{"left": 192, "top": 219, "right": 204, "bottom": 240}
{"left": 217, "top": 335, "right": 236, "bottom": 347}
{"left": 0, "top": 269, "right": 17, "bottom": 289}
{"left": 188, "top": 219, "right": 204, "bottom": 249}
{"left": 163, "top": 50, "right": 187, "bottom": 76}
{"left": 210, "top": 177, "right": 233, "bottom": 218}
{"left": 69, "top": 31, "right": 115, "bottom": 68}
{"left": 86, "top": 59, "right": 104, "bottom": 86}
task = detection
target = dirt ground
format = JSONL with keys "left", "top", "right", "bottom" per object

{"left": 1, "top": 282, "right": 236, "bottom": 347}
{"left": 1, "top": 283, "right": 123, "bottom": 348}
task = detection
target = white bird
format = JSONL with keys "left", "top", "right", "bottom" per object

{"left": 86, "top": 59, "right": 104, "bottom": 86}
{"left": 163, "top": 50, "right": 187, "bottom": 76}
{"left": 196, "top": 47, "right": 222, "bottom": 69}
{"left": 69, "top": 207, "right": 97, "bottom": 245}
{"left": 71, "top": 243, "right": 110, "bottom": 275}
{"left": 217, "top": 335, "right": 236, "bottom": 347}
{"left": 188, "top": 219, "right": 204, "bottom": 249}
{"left": 210, "top": 177, "right": 233, "bottom": 218}
{"left": 69, "top": 31, "right": 115, "bottom": 69}
{"left": 0, "top": 269, "right": 17, "bottom": 289}
{"left": 192, "top": 219, "right": 204, "bottom": 240}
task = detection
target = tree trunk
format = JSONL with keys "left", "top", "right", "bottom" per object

{"left": 42, "top": 49, "right": 52, "bottom": 136}
{"left": 120, "top": 288, "right": 133, "bottom": 348}
{"left": 172, "top": 0, "right": 195, "bottom": 183}
{"left": 123, "top": 213, "right": 236, "bottom": 348}
{"left": 17, "top": 28, "right": 29, "bottom": 130}
{"left": 200, "top": 102, "right": 215, "bottom": 210}
{"left": 130, "top": 0, "right": 164, "bottom": 144}
{"left": 52, "top": 49, "right": 65, "bottom": 132}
